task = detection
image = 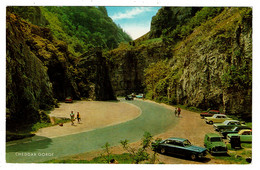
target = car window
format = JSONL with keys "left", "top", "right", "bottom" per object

{"left": 168, "top": 140, "right": 176, "bottom": 145}
{"left": 173, "top": 141, "right": 183, "bottom": 147}
{"left": 164, "top": 140, "right": 171, "bottom": 144}
{"left": 242, "top": 131, "right": 251, "bottom": 135}
{"left": 231, "top": 127, "right": 237, "bottom": 131}
{"left": 183, "top": 140, "right": 191, "bottom": 147}
{"left": 210, "top": 137, "right": 222, "bottom": 142}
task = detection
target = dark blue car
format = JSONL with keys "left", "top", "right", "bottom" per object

{"left": 152, "top": 137, "right": 207, "bottom": 160}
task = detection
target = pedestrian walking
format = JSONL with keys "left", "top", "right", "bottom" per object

{"left": 174, "top": 108, "right": 178, "bottom": 116}
{"left": 177, "top": 107, "right": 181, "bottom": 117}
{"left": 76, "top": 112, "right": 81, "bottom": 123}
{"left": 70, "top": 111, "right": 75, "bottom": 125}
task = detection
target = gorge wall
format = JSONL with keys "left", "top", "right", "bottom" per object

{"left": 6, "top": 7, "right": 252, "bottom": 132}
{"left": 6, "top": 10, "right": 117, "bottom": 130}
{"left": 107, "top": 8, "right": 252, "bottom": 120}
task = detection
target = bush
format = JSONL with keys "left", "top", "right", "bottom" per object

{"left": 120, "top": 132, "right": 153, "bottom": 164}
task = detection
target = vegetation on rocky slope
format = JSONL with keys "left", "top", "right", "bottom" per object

{"left": 10, "top": 6, "right": 132, "bottom": 56}
{"left": 107, "top": 7, "right": 252, "bottom": 120}
{"left": 6, "top": 6, "right": 123, "bottom": 132}
{"left": 6, "top": 6, "right": 252, "bottom": 133}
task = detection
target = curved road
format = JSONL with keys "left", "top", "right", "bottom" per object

{"left": 6, "top": 99, "right": 178, "bottom": 163}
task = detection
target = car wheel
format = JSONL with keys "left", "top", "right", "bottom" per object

{"left": 190, "top": 154, "right": 197, "bottom": 160}
{"left": 209, "top": 121, "right": 213, "bottom": 125}
{"left": 201, "top": 116, "right": 204, "bottom": 119}
{"left": 160, "top": 148, "right": 166, "bottom": 154}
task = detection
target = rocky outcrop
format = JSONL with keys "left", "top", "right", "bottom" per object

{"left": 108, "top": 8, "right": 252, "bottom": 120}
{"left": 78, "top": 48, "right": 116, "bottom": 100}
{"left": 149, "top": 7, "right": 201, "bottom": 38}
{"left": 6, "top": 13, "right": 55, "bottom": 129}
{"left": 6, "top": 12, "right": 81, "bottom": 130}
{"left": 173, "top": 8, "right": 252, "bottom": 120}
{"left": 7, "top": 6, "right": 49, "bottom": 26}
{"left": 107, "top": 41, "right": 172, "bottom": 96}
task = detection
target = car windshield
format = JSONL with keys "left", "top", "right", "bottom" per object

{"left": 183, "top": 140, "right": 191, "bottom": 146}
{"left": 210, "top": 137, "right": 222, "bottom": 142}
{"left": 222, "top": 120, "right": 229, "bottom": 124}
{"left": 231, "top": 127, "right": 237, "bottom": 131}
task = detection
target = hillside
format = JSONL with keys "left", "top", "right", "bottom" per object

{"left": 6, "top": 6, "right": 252, "bottom": 133}
{"left": 6, "top": 7, "right": 120, "bottom": 131}
{"left": 106, "top": 7, "right": 252, "bottom": 120}
{"left": 9, "top": 6, "right": 132, "bottom": 56}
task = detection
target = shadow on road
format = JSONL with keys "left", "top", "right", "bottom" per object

{"left": 6, "top": 135, "right": 52, "bottom": 153}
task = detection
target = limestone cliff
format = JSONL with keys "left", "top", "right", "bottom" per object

{"left": 174, "top": 8, "right": 252, "bottom": 119}
{"left": 107, "top": 7, "right": 252, "bottom": 120}
{"left": 6, "top": 13, "right": 55, "bottom": 129}
{"left": 107, "top": 39, "right": 172, "bottom": 96}
{"left": 77, "top": 48, "right": 116, "bottom": 100}
{"left": 6, "top": 12, "right": 82, "bottom": 130}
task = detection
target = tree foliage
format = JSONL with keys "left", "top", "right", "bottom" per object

{"left": 10, "top": 6, "right": 132, "bottom": 56}
{"left": 144, "top": 60, "right": 171, "bottom": 100}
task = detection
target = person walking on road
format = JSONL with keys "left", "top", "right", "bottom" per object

{"left": 70, "top": 111, "right": 75, "bottom": 125}
{"left": 174, "top": 108, "right": 178, "bottom": 117}
{"left": 76, "top": 112, "right": 81, "bottom": 123}
{"left": 177, "top": 107, "right": 181, "bottom": 117}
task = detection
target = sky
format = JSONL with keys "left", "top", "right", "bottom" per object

{"left": 106, "top": 7, "right": 161, "bottom": 40}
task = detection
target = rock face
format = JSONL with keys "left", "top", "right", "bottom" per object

{"left": 107, "top": 41, "right": 172, "bottom": 96}
{"left": 6, "top": 13, "right": 55, "bottom": 129}
{"left": 174, "top": 8, "right": 252, "bottom": 120}
{"left": 107, "top": 8, "right": 252, "bottom": 120}
{"left": 78, "top": 49, "right": 116, "bottom": 100}
{"left": 149, "top": 7, "right": 201, "bottom": 38}
{"left": 6, "top": 10, "right": 120, "bottom": 131}
{"left": 6, "top": 12, "right": 82, "bottom": 130}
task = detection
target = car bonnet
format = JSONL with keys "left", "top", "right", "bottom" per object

{"left": 209, "top": 141, "right": 226, "bottom": 147}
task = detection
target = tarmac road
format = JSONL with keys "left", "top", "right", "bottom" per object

{"left": 6, "top": 99, "right": 178, "bottom": 163}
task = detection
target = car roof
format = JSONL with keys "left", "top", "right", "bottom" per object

{"left": 167, "top": 137, "right": 187, "bottom": 142}
{"left": 213, "top": 114, "right": 226, "bottom": 117}
{"left": 205, "top": 133, "right": 221, "bottom": 137}
{"left": 236, "top": 126, "right": 251, "bottom": 129}
{"left": 239, "top": 129, "right": 252, "bottom": 133}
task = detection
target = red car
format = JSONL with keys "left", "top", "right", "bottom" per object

{"left": 65, "top": 97, "right": 73, "bottom": 103}
{"left": 200, "top": 110, "right": 222, "bottom": 119}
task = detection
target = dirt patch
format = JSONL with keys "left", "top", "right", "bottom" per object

{"left": 35, "top": 101, "right": 141, "bottom": 138}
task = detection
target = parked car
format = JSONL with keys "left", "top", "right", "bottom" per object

{"left": 136, "top": 93, "right": 144, "bottom": 98}
{"left": 131, "top": 93, "right": 136, "bottom": 97}
{"left": 227, "top": 129, "right": 252, "bottom": 143}
{"left": 204, "top": 133, "right": 227, "bottom": 155}
{"left": 152, "top": 137, "right": 207, "bottom": 160}
{"left": 65, "top": 96, "right": 73, "bottom": 103}
{"left": 200, "top": 110, "right": 221, "bottom": 119}
{"left": 125, "top": 95, "right": 134, "bottom": 100}
{"left": 221, "top": 126, "right": 252, "bottom": 139}
{"left": 205, "top": 114, "right": 231, "bottom": 124}
{"left": 213, "top": 120, "right": 246, "bottom": 132}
